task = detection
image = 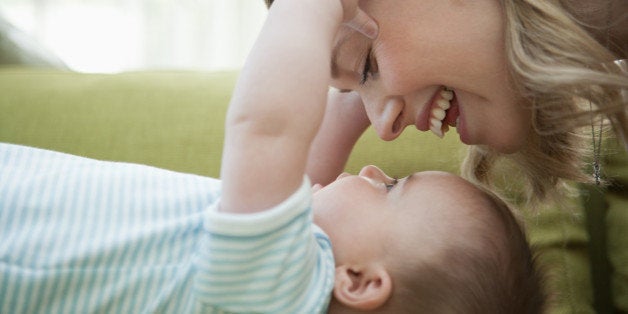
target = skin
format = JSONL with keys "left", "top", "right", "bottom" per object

{"left": 219, "top": 0, "right": 390, "bottom": 308}
{"left": 331, "top": 0, "right": 531, "bottom": 149}
{"left": 313, "top": 165, "right": 484, "bottom": 268}
{"left": 313, "top": 165, "right": 493, "bottom": 312}
{"left": 220, "top": 0, "right": 360, "bottom": 213}
{"left": 308, "top": 0, "right": 533, "bottom": 185}
{"left": 220, "top": 0, "right": 501, "bottom": 309}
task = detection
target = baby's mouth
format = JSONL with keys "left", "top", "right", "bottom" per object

{"left": 428, "top": 87, "right": 458, "bottom": 138}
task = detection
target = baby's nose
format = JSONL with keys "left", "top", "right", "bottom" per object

{"left": 358, "top": 165, "right": 390, "bottom": 181}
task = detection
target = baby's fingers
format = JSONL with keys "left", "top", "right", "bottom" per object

{"left": 345, "top": 8, "right": 378, "bottom": 39}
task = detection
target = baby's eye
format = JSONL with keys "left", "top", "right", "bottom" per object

{"left": 385, "top": 178, "right": 398, "bottom": 192}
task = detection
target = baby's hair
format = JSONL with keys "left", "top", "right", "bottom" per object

{"left": 389, "top": 184, "right": 545, "bottom": 313}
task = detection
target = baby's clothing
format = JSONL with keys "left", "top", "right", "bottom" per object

{"left": 0, "top": 143, "right": 334, "bottom": 313}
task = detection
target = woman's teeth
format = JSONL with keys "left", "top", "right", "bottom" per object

{"left": 429, "top": 88, "right": 454, "bottom": 138}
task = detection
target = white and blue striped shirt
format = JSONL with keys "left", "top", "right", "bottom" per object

{"left": 0, "top": 143, "right": 335, "bottom": 313}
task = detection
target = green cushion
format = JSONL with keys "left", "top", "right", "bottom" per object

{"left": 0, "top": 68, "right": 234, "bottom": 177}
{"left": 0, "top": 67, "right": 596, "bottom": 313}
{"left": 524, "top": 198, "right": 594, "bottom": 313}
{"left": 0, "top": 67, "right": 465, "bottom": 177}
{"left": 347, "top": 121, "right": 466, "bottom": 176}
{"left": 607, "top": 192, "right": 628, "bottom": 311}
{"left": 603, "top": 139, "right": 628, "bottom": 312}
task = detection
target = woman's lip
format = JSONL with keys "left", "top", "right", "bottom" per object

{"left": 415, "top": 88, "right": 444, "bottom": 131}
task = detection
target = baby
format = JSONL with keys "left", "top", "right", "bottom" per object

{"left": 313, "top": 165, "right": 545, "bottom": 313}
{"left": 0, "top": 144, "right": 542, "bottom": 313}
{"left": 0, "top": 0, "right": 544, "bottom": 313}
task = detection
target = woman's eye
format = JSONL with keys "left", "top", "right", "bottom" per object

{"left": 359, "top": 48, "right": 378, "bottom": 85}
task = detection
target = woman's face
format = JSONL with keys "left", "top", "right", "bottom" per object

{"left": 330, "top": 0, "right": 532, "bottom": 153}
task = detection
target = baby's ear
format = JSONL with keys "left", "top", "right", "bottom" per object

{"left": 333, "top": 264, "right": 392, "bottom": 310}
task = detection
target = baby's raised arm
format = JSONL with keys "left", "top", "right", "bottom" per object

{"left": 219, "top": 0, "right": 377, "bottom": 214}
{"left": 306, "top": 90, "right": 370, "bottom": 185}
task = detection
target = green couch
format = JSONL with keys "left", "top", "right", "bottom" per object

{"left": 0, "top": 67, "right": 626, "bottom": 313}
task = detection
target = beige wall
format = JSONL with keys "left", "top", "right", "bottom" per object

{"left": 0, "top": 0, "right": 267, "bottom": 73}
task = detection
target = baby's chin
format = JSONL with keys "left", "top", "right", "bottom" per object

{"left": 310, "top": 188, "right": 331, "bottom": 228}
{"left": 311, "top": 183, "right": 323, "bottom": 194}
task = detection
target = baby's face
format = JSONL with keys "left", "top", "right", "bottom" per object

{"left": 312, "top": 166, "right": 487, "bottom": 265}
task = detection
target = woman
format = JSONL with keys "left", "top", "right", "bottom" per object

{"left": 262, "top": 0, "right": 627, "bottom": 312}
{"left": 260, "top": 0, "right": 628, "bottom": 204}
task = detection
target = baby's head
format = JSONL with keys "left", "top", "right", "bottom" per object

{"left": 312, "top": 165, "right": 544, "bottom": 313}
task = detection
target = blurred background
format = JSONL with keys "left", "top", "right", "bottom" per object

{"left": 0, "top": 0, "right": 267, "bottom": 73}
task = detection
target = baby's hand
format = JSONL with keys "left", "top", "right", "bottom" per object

{"left": 340, "top": 0, "right": 378, "bottom": 39}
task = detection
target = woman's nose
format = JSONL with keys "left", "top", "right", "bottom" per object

{"left": 365, "top": 97, "right": 405, "bottom": 141}
{"left": 358, "top": 165, "right": 392, "bottom": 182}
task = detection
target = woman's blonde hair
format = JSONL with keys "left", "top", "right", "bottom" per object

{"left": 462, "top": 0, "right": 628, "bottom": 204}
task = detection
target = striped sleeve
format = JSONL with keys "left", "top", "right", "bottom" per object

{"left": 0, "top": 143, "right": 222, "bottom": 313}
{"left": 193, "top": 177, "right": 335, "bottom": 313}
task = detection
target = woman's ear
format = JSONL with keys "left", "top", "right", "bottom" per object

{"left": 333, "top": 264, "right": 392, "bottom": 310}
